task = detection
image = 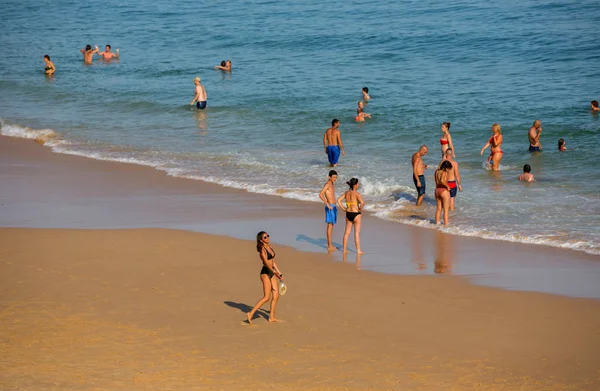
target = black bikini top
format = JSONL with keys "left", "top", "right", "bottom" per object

{"left": 264, "top": 246, "right": 275, "bottom": 260}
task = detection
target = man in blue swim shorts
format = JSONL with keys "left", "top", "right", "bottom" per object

{"left": 190, "top": 76, "right": 208, "bottom": 110}
{"left": 319, "top": 170, "right": 338, "bottom": 252}
{"left": 323, "top": 119, "right": 345, "bottom": 167}
{"left": 411, "top": 145, "right": 429, "bottom": 206}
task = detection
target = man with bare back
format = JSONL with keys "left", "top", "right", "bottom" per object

{"left": 323, "top": 119, "right": 345, "bottom": 167}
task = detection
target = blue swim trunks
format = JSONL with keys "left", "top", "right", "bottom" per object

{"left": 196, "top": 101, "right": 207, "bottom": 109}
{"left": 327, "top": 145, "right": 341, "bottom": 165}
{"left": 529, "top": 145, "right": 540, "bottom": 152}
{"left": 413, "top": 174, "right": 426, "bottom": 196}
{"left": 325, "top": 205, "right": 337, "bottom": 224}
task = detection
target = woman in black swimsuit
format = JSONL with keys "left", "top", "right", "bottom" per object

{"left": 43, "top": 55, "right": 55, "bottom": 75}
{"left": 247, "top": 231, "right": 284, "bottom": 324}
{"left": 337, "top": 178, "right": 365, "bottom": 254}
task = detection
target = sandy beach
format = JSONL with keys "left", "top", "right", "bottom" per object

{"left": 1, "top": 136, "right": 600, "bottom": 390}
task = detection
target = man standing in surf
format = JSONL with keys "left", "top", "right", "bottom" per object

{"left": 190, "top": 77, "right": 207, "bottom": 109}
{"left": 412, "top": 145, "right": 429, "bottom": 206}
{"left": 528, "top": 120, "right": 542, "bottom": 152}
{"left": 319, "top": 170, "right": 338, "bottom": 252}
{"left": 440, "top": 148, "right": 462, "bottom": 211}
{"left": 323, "top": 119, "right": 345, "bottom": 167}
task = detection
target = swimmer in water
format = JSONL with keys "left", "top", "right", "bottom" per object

{"left": 439, "top": 122, "right": 455, "bottom": 158}
{"left": 517, "top": 164, "right": 535, "bottom": 182}
{"left": 214, "top": 60, "right": 232, "bottom": 71}
{"left": 323, "top": 119, "right": 345, "bottom": 167}
{"left": 591, "top": 100, "right": 600, "bottom": 112}
{"left": 412, "top": 145, "right": 429, "bottom": 206}
{"left": 80, "top": 44, "right": 99, "bottom": 64}
{"left": 480, "top": 123, "right": 503, "bottom": 171}
{"left": 98, "top": 45, "right": 119, "bottom": 60}
{"left": 190, "top": 77, "right": 208, "bottom": 109}
{"left": 355, "top": 101, "right": 371, "bottom": 122}
{"left": 43, "top": 55, "right": 55, "bottom": 75}
{"left": 362, "top": 87, "right": 370, "bottom": 101}
{"left": 558, "top": 138, "right": 567, "bottom": 151}
{"left": 528, "top": 120, "right": 542, "bottom": 152}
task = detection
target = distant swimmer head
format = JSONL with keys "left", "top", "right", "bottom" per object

{"left": 106, "top": 44, "right": 111, "bottom": 50}
{"left": 592, "top": 100, "right": 599, "bottom": 109}
{"left": 86, "top": 44, "right": 92, "bottom": 51}
{"left": 362, "top": 87, "right": 369, "bottom": 93}
{"left": 193, "top": 76, "right": 201, "bottom": 83}
{"left": 492, "top": 123, "right": 501, "bottom": 134}
{"left": 558, "top": 138, "right": 565, "bottom": 150}
{"left": 346, "top": 178, "right": 359, "bottom": 189}
{"left": 332, "top": 118, "right": 340, "bottom": 127}
{"left": 523, "top": 164, "right": 531, "bottom": 173}
{"left": 442, "top": 122, "right": 451, "bottom": 132}
{"left": 440, "top": 160, "right": 453, "bottom": 171}
{"left": 221, "top": 60, "right": 226, "bottom": 67}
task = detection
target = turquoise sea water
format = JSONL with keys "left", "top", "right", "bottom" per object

{"left": 1, "top": 0, "right": 599, "bottom": 254}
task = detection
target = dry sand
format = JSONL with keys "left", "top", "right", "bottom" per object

{"left": 1, "top": 227, "right": 599, "bottom": 390}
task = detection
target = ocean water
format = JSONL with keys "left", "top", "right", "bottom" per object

{"left": 1, "top": 0, "right": 600, "bottom": 254}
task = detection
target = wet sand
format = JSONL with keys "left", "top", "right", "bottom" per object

{"left": 1, "top": 136, "right": 599, "bottom": 298}
{"left": 1, "top": 136, "right": 600, "bottom": 389}
{"left": 1, "top": 227, "right": 599, "bottom": 390}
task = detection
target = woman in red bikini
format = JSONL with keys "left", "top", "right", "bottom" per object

{"left": 435, "top": 160, "right": 453, "bottom": 225}
{"left": 480, "top": 123, "right": 503, "bottom": 171}
{"left": 439, "top": 122, "right": 455, "bottom": 158}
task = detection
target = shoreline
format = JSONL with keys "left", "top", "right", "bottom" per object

{"left": 1, "top": 134, "right": 600, "bottom": 299}
{"left": 2, "top": 121, "right": 598, "bottom": 257}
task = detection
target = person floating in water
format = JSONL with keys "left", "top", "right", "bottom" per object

{"left": 558, "top": 138, "right": 567, "bottom": 151}
{"left": 517, "top": 164, "right": 535, "bottom": 182}
{"left": 337, "top": 178, "right": 365, "bottom": 254}
{"left": 190, "top": 77, "right": 208, "bottom": 109}
{"left": 98, "top": 45, "right": 119, "bottom": 60}
{"left": 528, "top": 120, "right": 543, "bottom": 152}
{"left": 323, "top": 119, "right": 345, "bottom": 167}
{"left": 362, "top": 87, "right": 370, "bottom": 101}
{"left": 412, "top": 145, "right": 429, "bottom": 206}
{"left": 319, "top": 170, "right": 338, "bottom": 252}
{"left": 480, "top": 123, "right": 503, "bottom": 171}
{"left": 355, "top": 101, "right": 371, "bottom": 122}
{"left": 214, "top": 60, "right": 232, "bottom": 71}
{"left": 43, "top": 55, "right": 55, "bottom": 75}
{"left": 80, "top": 45, "right": 99, "bottom": 64}
{"left": 591, "top": 100, "right": 600, "bottom": 112}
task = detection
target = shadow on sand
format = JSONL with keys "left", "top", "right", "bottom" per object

{"left": 296, "top": 234, "right": 342, "bottom": 251}
{"left": 224, "top": 301, "right": 268, "bottom": 321}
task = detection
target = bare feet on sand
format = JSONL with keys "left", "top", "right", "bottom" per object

{"left": 327, "top": 246, "right": 337, "bottom": 252}
{"left": 268, "top": 317, "right": 282, "bottom": 323}
{"left": 246, "top": 312, "right": 253, "bottom": 324}
{"left": 357, "top": 249, "right": 364, "bottom": 254}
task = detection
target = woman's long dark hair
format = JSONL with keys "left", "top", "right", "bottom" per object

{"left": 256, "top": 231, "right": 267, "bottom": 252}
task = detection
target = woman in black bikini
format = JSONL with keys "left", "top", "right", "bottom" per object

{"left": 43, "top": 55, "right": 55, "bottom": 75}
{"left": 337, "top": 178, "right": 365, "bottom": 254}
{"left": 247, "top": 231, "right": 284, "bottom": 324}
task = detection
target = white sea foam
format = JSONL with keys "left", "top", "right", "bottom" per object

{"left": 2, "top": 120, "right": 598, "bottom": 256}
